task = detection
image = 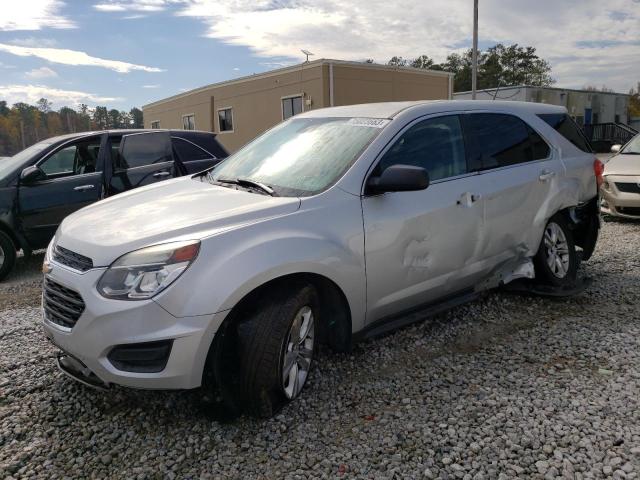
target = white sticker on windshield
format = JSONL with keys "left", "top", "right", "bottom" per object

{"left": 346, "top": 118, "right": 390, "bottom": 128}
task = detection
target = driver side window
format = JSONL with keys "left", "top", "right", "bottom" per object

{"left": 40, "top": 138, "right": 101, "bottom": 178}
{"left": 375, "top": 115, "right": 467, "bottom": 182}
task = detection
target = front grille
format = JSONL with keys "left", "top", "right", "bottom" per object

{"left": 615, "top": 182, "right": 640, "bottom": 194}
{"left": 53, "top": 245, "right": 94, "bottom": 272}
{"left": 618, "top": 207, "right": 640, "bottom": 217}
{"left": 43, "top": 278, "right": 85, "bottom": 329}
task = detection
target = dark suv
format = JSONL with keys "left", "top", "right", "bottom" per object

{"left": 0, "top": 129, "right": 227, "bottom": 280}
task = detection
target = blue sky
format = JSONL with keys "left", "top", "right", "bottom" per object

{"left": 0, "top": 0, "right": 638, "bottom": 111}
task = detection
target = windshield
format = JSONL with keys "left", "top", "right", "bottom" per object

{"left": 0, "top": 140, "right": 56, "bottom": 179}
{"left": 621, "top": 134, "right": 640, "bottom": 155}
{"left": 208, "top": 117, "right": 386, "bottom": 196}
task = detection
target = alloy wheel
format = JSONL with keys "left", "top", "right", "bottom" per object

{"left": 543, "top": 222, "right": 570, "bottom": 278}
{"left": 281, "top": 305, "right": 314, "bottom": 399}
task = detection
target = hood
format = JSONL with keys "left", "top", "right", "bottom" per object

{"left": 604, "top": 154, "right": 640, "bottom": 176}
{"left": 57, "top": 176, "right": 300, "bottom": 266}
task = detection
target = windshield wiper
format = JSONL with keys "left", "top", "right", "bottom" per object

{"left": 216, "top": 176, "right": 277, "bottom": 196}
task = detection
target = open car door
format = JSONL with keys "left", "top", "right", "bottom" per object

{"left": 107, "top": 131, "right": 179, "bottom": 196}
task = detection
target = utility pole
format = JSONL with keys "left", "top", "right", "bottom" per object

{"left": 471, "top": 0, "right": 479, "bottom": 100}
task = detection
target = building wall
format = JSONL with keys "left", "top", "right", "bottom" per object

{"left": 331, "top": 63, "right": 451, "bottom": 106}
{"left": 206, "top": 64, "right": 325, "bottom": 152}
{"left": 144, "top": 60, "right": 452, "bottom": 152}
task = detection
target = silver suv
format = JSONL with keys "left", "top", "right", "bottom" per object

{"left": 42, "top": 101, "right": 600, "bottom": 417}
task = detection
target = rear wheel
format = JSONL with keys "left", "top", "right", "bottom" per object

{"left": 0, "top": 232, "right": 17, "bottom": 282}
{"left": 235, "top": 283, "right": 318, "bottom": 418}
{"left": 534, "top": 214, "right": 578, "bottom": 287}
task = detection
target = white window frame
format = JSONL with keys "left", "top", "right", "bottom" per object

{"left": 182, "top": 113, "right": 196, "bottom": 131}
{"left": 281, "top": 93, "right": 304, "bottom": 121}
{"left": 150, "top": 120, "right": 160, "bottom": 129}
{"left": 217, "top": 107, "right": 234, "bottom": 134}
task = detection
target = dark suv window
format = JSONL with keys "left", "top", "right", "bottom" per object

{"left": 537, "top": 113, "right": 593, "bottom": 153}
{"left": 172, "top": 137, "right": 214, "bottom": 162}
{"left": 39, "top": 137, "right": 101, "bottom": 177}
{"left": 466, "top": 113, "right": 549, "bottom": 170}
{"left": 376, "top": 115, "right": 467, "bottom": 181}
{"left": 112, "top": 132, "right": 172, "bottom": 170}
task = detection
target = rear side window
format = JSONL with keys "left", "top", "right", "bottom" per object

{"left": 528, "top": 126, "right": 551, "bottom": 160}
{"left": 172, "top": 137, "right": 214, "bottom": 162}
{"left": 537, "top": 113, "right": 593, "bottom": 153}
{"left": 114, "top": 132, "right": 172, "bottom": 169}
{"left": 376, "top": 115, "right": 467, "bottom": 181}
{"left": 466, "top": 113, "right": 547, "bottom": 170}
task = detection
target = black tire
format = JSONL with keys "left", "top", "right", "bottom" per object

{"left": 235, "top": 283, "right": 319, "bottom": 418}
{"left": 0, "top": 231, "right": 17, "bottom": 282}
{"left": 534, "top": 213, "right": 578, "bottom": 287}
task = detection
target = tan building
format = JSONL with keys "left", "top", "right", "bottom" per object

{"left": 143, "top": 59, "right": 454, "bottom": 152}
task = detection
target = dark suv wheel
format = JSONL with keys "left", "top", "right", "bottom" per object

{"left": 0, "top": 231, "right": 16, "bottom": 281}
{"left": 534, "top": 213, "right": 578, "bottom": 287}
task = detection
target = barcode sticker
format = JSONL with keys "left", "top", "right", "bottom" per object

{"left": 346, "top": 118, "right": 390, "bottom": 128}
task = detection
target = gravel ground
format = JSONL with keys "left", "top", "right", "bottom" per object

{"left": 1, "top": 220, "right": 640, "bottom": 479}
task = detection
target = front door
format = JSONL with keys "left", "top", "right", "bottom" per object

{"left": 362, "top": 114, "right": 485, "bottom": 324}
{"left": 18, "top": 135, "right": 105, "bottom": 248}
{"left": 107, "top": 131, "right": 175, "bottom": 196}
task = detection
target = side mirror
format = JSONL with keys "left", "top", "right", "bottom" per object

{"left": 20, "top": 165, "right": 46, "bottom": 184}
{"left": 611, "top": 144, "right": 621, "bottom": 154}
{"left": 367, "top": 164, "right": 430, "bottom": 194}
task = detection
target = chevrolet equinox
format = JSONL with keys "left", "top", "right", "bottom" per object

{"left": 42, "top": 101, "right": 601, "bottom": 417}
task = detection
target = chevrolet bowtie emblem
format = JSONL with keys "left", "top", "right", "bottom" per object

{"left": 42, "top": 261, "right": 53, "bottom": 274}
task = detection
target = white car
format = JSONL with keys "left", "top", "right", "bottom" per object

{"left": 42, "top": 101, "right": 600, "bottom": 417}
{"left": 601, "top": 134, "right": 640, "bottom": 218}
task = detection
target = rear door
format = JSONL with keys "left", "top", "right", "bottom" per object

{"left": 463, "top": 112, "right": 560, "bottom": 269}
{"left": 171, "top": 136, "right": 222, "bottom": 174}
{"left": 18, "top": 135, "right": 105, "bottom": 247}
{"left": 107, "top": 131, "right": 174, "bottom": 196}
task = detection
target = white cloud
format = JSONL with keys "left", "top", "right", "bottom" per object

{"left": 9, "top": 37, "right": 58, "bottom": 47}
{"left": 94, "top": 0, "right": 181, "bottom": 12}
{"left": 0, "top": 43, "right": 164, "bottom": 73}
{"left": 174, "top": 0, "right": 640, "bottom": 92}
{"left": 1, "top": 0, "right": 75, "bottom": 31}
{"left": 142, "top": 84, "right": 160, "bottom": 88}
{"left": 0, "top": 84, "right": 120, "bottom": 107}
{"left": 25, "top": 66, "right": 58, "bottom": 79}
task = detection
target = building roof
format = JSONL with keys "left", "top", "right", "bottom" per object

{"left": 298, "top": 99, "right": 566, "bottom": 119}
{"left": 142, "top": 58, "right": 454, "bottom": 110}
{"left": 454, "top": 85, "right": 630, "bottom": 97}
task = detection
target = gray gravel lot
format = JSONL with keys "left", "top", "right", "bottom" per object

{"left": 1, "top": 220, "right": 640, "bottom": 479}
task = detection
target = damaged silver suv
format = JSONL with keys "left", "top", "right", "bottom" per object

{"left": 43, "top": 101, "right": 600, "bottom": 417}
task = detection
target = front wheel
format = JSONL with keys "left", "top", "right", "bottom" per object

{"left": 236, "top": 283, "right": 319, "bottom": 418}
{"left": 534, "top": 214, "right": 578, "bottom": 287}
{"left": 0, "top": 232, "right": 17, "bottom": 282}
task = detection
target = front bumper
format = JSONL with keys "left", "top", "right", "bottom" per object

{"left": 41, "top": 261, "right": 225, "bottom": 390}
{"left": 601, "top": 175, "right": 640, "bottom": 218}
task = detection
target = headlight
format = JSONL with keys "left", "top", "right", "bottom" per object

{"left": 97, "top": 240, "right": 200, "bottom": 300}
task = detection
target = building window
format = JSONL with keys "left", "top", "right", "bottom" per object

{"left": 218, "top": 108, "right": 233, "bottom": 132}
{"left": 182, "top": 114, "right": 195, "bottom": 130}
{"left": 151, "top": 121, "right": 160, "bottom": 129}
{"left": 282, "top": 95, "right": 303, "bottom": 120}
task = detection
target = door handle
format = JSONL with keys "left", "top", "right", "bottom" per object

{"left": 153, "top": 171, "right": 171, "bottom": 178}
{"left": 457, "top": 192, "right": 481, "bottom": 206}
{"left": 74, "top": 184, "right": 95, "bottom": 192}
{"left": 539, "top": 170, "right": 556, "bottom": 182}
